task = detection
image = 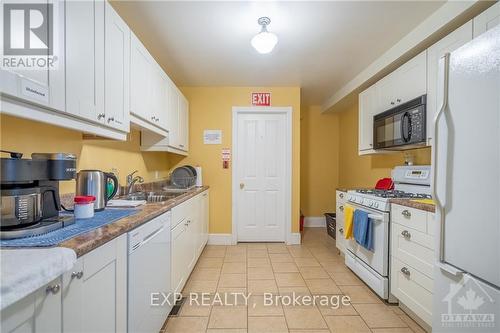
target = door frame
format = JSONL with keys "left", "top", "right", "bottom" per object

{"left": 231, "top": 106, "right": 293, "bottom": 244}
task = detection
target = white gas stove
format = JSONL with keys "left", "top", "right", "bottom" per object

{"left": 343, "top": 165, "right": 431, "bottom": 303}
{"left": 346, "top": 165, "right": 432, "bottom": 212}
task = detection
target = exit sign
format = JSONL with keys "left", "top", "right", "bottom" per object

{"left": 251, "top": 92, "right": 271, "bottom": 106}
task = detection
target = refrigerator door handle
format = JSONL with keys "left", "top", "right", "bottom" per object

{"left": 432, "top": 53, "right": 464, "bottom": 277}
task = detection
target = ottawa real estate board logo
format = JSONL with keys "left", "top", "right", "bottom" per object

{"left": 2, "top": 2, "right": 58, "bottom": 70}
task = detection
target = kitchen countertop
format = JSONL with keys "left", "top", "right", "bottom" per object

{"left": 0, "top": 247, "right": 77, "bottom": 310}
{"left": 59, "top": 186, "right": 209, "bottom": 257}
{"left": 389, "top": 198, "right": 435, "bottom": 213}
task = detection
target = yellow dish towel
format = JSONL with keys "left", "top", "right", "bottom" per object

{"left": 344, "top": 205, "right": 354, "bottom": 239}
{"left": 411, "top": 199, "right": 435, "bottom": 205}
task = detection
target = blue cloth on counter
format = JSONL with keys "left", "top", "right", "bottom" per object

{"left": 353, "top": 209, "right": 374, "bottom": 252}
{"left": 0, "top": 209, "right": 138, "bottom": 248}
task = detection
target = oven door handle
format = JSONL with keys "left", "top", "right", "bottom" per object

{"left": 368, "top": 214, "right": 384, "bottom": 221}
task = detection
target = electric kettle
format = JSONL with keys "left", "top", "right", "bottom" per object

{"left": 76, "top": 170, "right": 118, "bottom": 211}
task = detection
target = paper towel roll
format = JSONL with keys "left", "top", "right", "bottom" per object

{"left": 195, "top": 166, "right": 203, "bottom": 187}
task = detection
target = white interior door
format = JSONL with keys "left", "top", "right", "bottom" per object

{"left": 234, "top": 110, "right": 290, "bottom": 242}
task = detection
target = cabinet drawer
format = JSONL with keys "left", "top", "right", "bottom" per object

{"left": 391, "top": 204, "right": 428, "bottom": 233}
{"left": 391, "top": 223, "right": 434, "bottom": 277}
{"left": 172, "top": 198, "right": 192, "bottom": 228}
{"left": 391, "top": 257, "right": 433, "bottom": 326}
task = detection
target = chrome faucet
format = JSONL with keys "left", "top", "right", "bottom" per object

{"left": 126, "top": 170, "right": 144, "bottom": 195}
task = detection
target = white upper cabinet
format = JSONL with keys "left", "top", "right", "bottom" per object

{"left": 358, "top": 84, "right": 378, "bottom": 153}
{"left": 167, "top": 83, "right": 189, "bottom": 152}
{"left": 426, "top": 21, "right": 472, "bottom": 145}
{"left": 473, "top": 1, "right": 500, "bottom": 37}
{"left": 376, "top": 51, "right": 427, "bottom": 113}
{"left": 65, "top": 0, "right": 105, "bottom": 124}
{"left": 130, "top": 33, "right": 154, "bottom": 122}
{"left": 104, "top": 1, "right": 130, "bottom": 132}
{"left": 0, "top": 0, "right": 65, "bottom": 111}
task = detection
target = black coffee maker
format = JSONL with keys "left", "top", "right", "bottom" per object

{"left": 1, "top": 150, "right": 77, "bottom": 239}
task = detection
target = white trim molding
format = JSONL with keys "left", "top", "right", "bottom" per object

{"left": 231, "top": 106, "right": 293, "bottom": 245}
{"left": 288, "top": 233, "right": 301, "bottom": 245}
{"left": 304, "top": 216, "right": 327, "bottom": 228}
{"left": 208, "top": 234, "right": 234, "bottom": 246}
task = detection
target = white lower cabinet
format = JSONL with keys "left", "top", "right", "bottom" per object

{"left": 1, "top": 278, "right": 62, "bottom": 333}
{"left": 62, "top": 234, "right": 127, "bottom": 333}
{"left": 171, "top": 190, "right": 209, "bottom": 294}
{"left": 390, "top": 204, "right": 434, "bottom": 326}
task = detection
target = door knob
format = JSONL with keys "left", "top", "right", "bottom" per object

{"left": 240, "top": 183, "right": 244, "bottom": 189}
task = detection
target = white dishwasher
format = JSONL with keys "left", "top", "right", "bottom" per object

{"left": 128, "top": 211, "right": 172, "bottom": 333}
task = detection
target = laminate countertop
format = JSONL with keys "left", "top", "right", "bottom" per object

{"left": 59, "top": 186, "right": 209, "bottom": 257}
{"left": 389, "top": 198, "right": 435, "bottom": 213}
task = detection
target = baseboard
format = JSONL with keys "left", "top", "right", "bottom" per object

{"left": 208, "top": 233, "right": 234, "bottom": 245}
{"left": 304, "top": 216, "right": 326, "bottom": 227}
{"left": 287, "top": 233, "right": 301, "bottom": 245}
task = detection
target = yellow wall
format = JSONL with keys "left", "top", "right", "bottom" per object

{"left": 170, "top": 87, "right": 301, "bottom": 234}
{"left": 337, "top": 100, "right": 431, "bottom": 188}
{"left": 0, "top": 115, "right": 172, "bottom": 194}
{"left": 300, "top": 105, "right": 340, "bottom": 216}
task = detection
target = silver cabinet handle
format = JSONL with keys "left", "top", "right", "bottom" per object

{"left": 391, "top": 101, "right": 395, "bottom": 105}
{"left": 179, "top": 144, "right": 184, "bottom": 148}
{"left": 401, "top": 210, "right": 411, "bottom": 218}
{"left": 401, "top": 267, "right": 411, "bottom": 277}
{"left": 203, "top": 193, "right": 207, "bottom": 197}
{"left": 46, "top": 284, "right": 60, "bottom": 294}
{"left": 97, "top": 113, "right": 105, "bottom": 120}
{"left": 71, "top": 271, "right": 83, "bottom": 279}
{"left": 339, "top": 228, "right": 344, "bottom": 234}
{"left": 107, "top": 117, "right": 114, "bottom": 123}
{"left": 397, "top": 98, "right": 401, "bottom": 103}
{"left": 339, "top": 193, "right": 344, "bottom": 199}
{"left": 339, "top": 206, "right": 344, "bottom": 212}
{"left": 401, "top": 230, "right": 411, "bottom": 239}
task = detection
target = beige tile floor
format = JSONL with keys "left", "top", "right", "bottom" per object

{"left": 162, "top": 227, "right": 426, "bottom": 333}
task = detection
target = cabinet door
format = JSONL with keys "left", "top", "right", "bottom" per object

{"left": 473, "top": 1, "right": 500, "bottom": 38}
{"left": 65, "top": 0, "right": 105, "bottom": 124}
{"left": 178, "top": 94, "right": 189, "bottom": 151}
{"left": 0, "top": 0, "right": 65, "bottom": 111}
{"left": 157, "top": 73, "right": 170, "bottom": 131}
{"left": 130, "top": 33, "right": 153, "bottom": 121}
{"left": 358, "top": 85, "right": 377, "bottom": 152}
{"left": 150, "top": 67, "right": 166, "bottom": 128}
{"left": 171, "top": 221, "right": 189, "bottom": 294}
{"left": 427, "top": 21, "right": 472, "bottom": 145}
{"left": 376, "top": 72, "right": 398, "bottom": 112}
{"left": 168, "top": 83, "right": 180, "bottom": 147}
{"left": 62, "top": 235, "right": 127, "bottom": 333}
{"left": 104, "top": 1, "right": 130, "bottom": 132}
{"left": 1, "top": 278, "right": 62, "bottom": 333}
{"left": 201, "top": 191, "right": 209, "bottom": 248}
{"left": 394, "top": 51, "right": 427, "bottom": 105}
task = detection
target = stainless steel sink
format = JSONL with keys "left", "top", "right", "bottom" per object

{"left": 123, "top": 191, "right": 180, "bottom": 203}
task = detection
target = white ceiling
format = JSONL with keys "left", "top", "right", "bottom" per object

{"left": 112, "top": 1, "right": 445, "bottom": 105}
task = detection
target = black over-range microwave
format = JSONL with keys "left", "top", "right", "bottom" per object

{"left": 373, "top": 95, "right": 427, "bottom": 150}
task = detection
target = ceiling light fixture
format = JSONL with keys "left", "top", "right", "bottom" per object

{"left": 251, "top": 17, "right": 278, "bottom": 54}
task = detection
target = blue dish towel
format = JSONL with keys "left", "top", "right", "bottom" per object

{"left": 353, "top": 209, "right": 374, "bottom": 252}
{"left": 0, "top": 209, "right": 138, "bottom": 248}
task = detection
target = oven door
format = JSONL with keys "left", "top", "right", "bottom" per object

{"left": 345, "top": 203, "right": 390, "bottom": 277}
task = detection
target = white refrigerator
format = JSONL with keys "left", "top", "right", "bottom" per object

{"left": 432, "top": 25, "right": 500, "bottom": 332}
